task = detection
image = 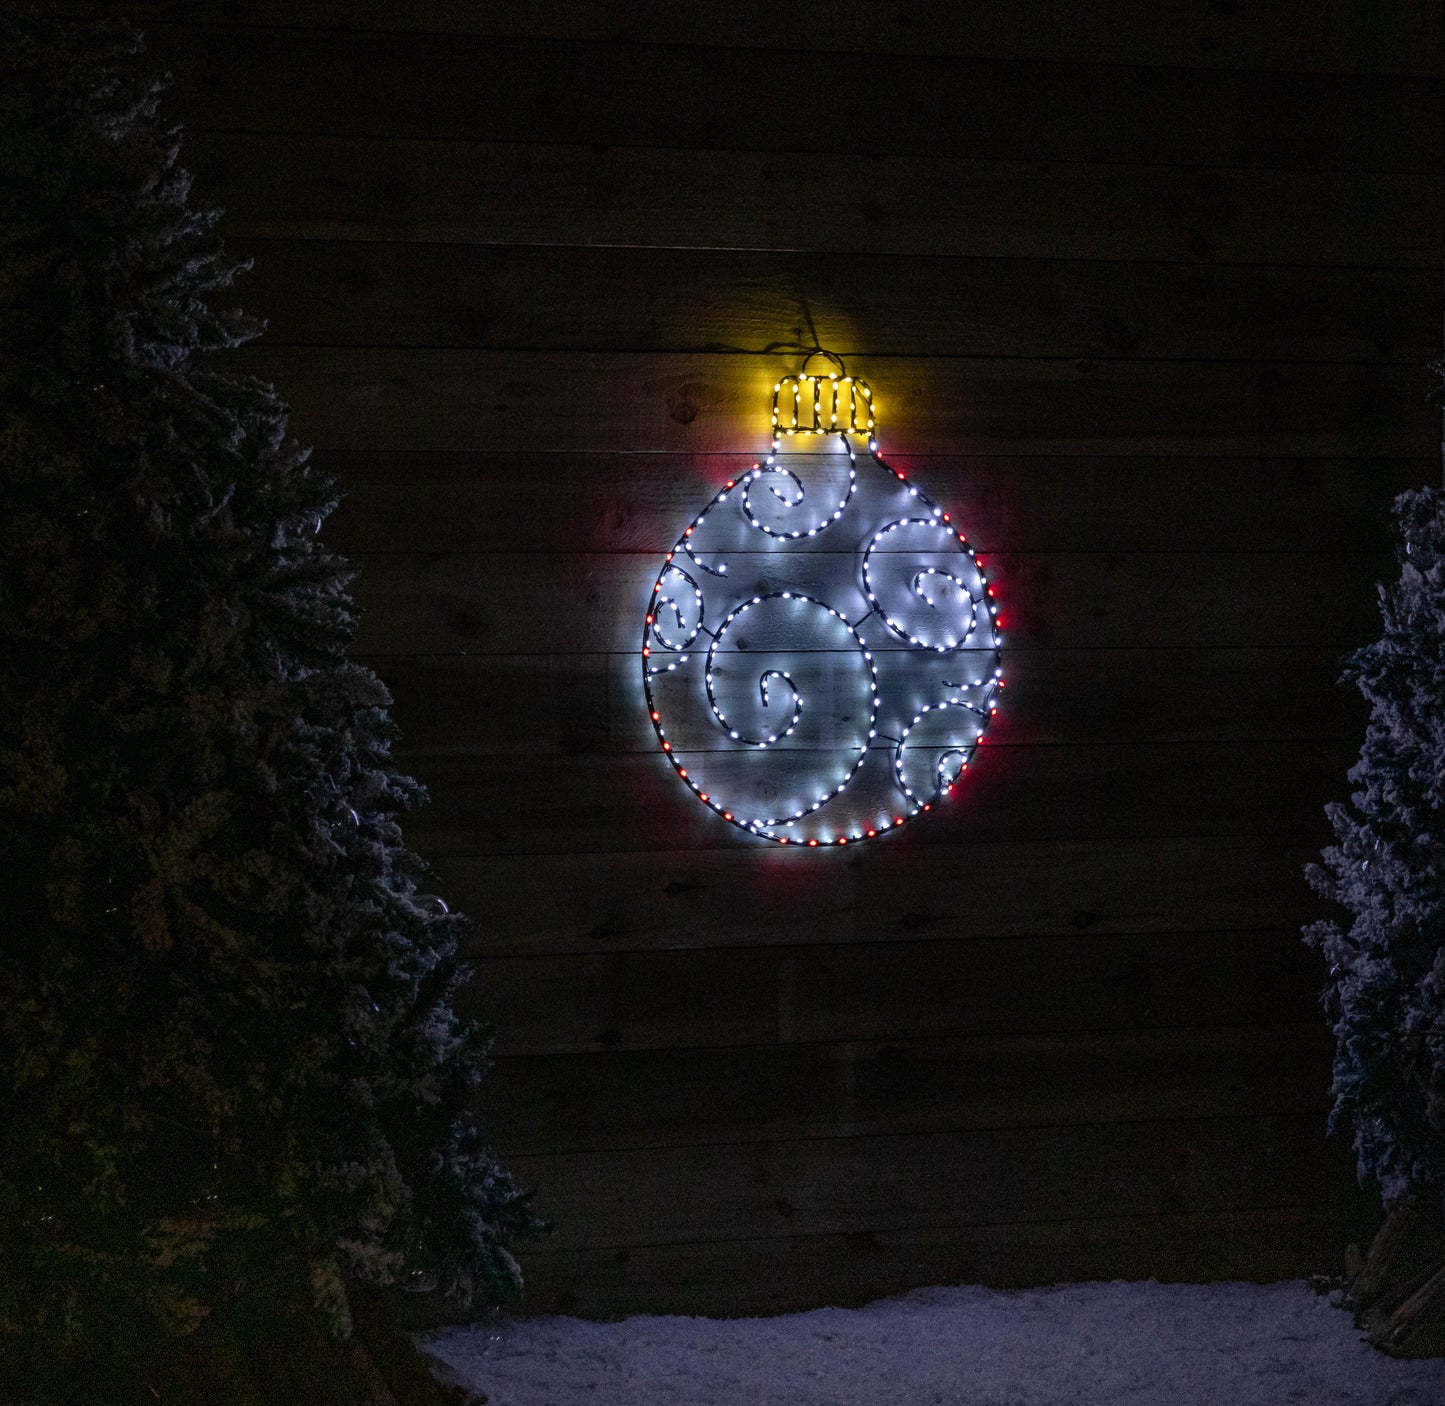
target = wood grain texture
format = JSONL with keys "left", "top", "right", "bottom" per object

{"left": 428, "top": 836, "right": 1324, "bottom": 957}
{"left": 368, "top": 647, "right": 1362, "bottom": 755}
{"left": 151, "top": 26, "right": 1443, "bottom": 174}
{"left": 187, "top": 132, "right": 1444, "bottom": 266}
{"left": 475, "top": 1025, "right": 1331, "bottom": 1155}
{"left": 460, "top": 930, "right": 1322, "bottom": 1055}
{"left": 325, "top": 453, "right": 1428, "bottom": 555}
{"left": 325, "top": 456, "right": 1421, "bottom": 554}
{"left": 396, "top": 740, "right": 1352, "bottom": 856}
{"left": 228, "top": 348, "right": 1438, "bottom": 455}
{"left": 234, "top": 240, "right": 1443, "bottom": 362}
{"left": 505, "top": 1113, "right": 1340, "bottom": 1250}
{"left": 348, "top": 550, "right": 1387, "bottom": 655}
{"left": 506, "top": 1207, "right": 1349, "bottom": 1318}
{"left": 78, "top": 1, "right": 1445, "bottom": 76}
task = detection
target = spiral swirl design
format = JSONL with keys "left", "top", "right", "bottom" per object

{"left": 894, "top": 699, "right": 988, "bottom": 802}
{"left": 863, "top": 517, "right": 983, "bottom": 652}
{"left": 644, "top": 431, "right": 1002, "bottom": 846}
{"left": 651, "top": 564, "right": 704, "bottom": 651}
{"left": 740, "top": 448, "right": 857, "bottom": 540}
{"left": 700, "top": 593, "right": 878, "bottom": 829}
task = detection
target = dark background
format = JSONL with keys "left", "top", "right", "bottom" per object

{"left": 78, "top": 1, "right": 1443, "bottom": 1316}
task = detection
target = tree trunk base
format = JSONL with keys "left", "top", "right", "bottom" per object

{"left": 1343, "top": 1187, "right": 1445, "bottom": 1358}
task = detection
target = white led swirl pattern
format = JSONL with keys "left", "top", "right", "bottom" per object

{"left": 642, "top": 364, "right": 1004, "bottom": 846}
{"left": 702, "top": 592, "right": 879, "bottom": 828}
{"left": 652, "top": 564, "right": 704, "bottom": 651}
{"left": 894, "top": 699, "right": 990, "bottom": 803}
{"left": 863, "top": 517, "right": 982, "bottom": 652}
{"left": 740, "top": 457, "right": 857, "bottom": 539}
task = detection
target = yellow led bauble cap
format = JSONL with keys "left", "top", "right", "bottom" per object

{"left": 771, "top": 350, "right": 876, "bottom": 439}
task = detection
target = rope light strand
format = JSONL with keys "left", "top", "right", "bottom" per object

{"left": 642, "top": 361, "right": 1003, "bottom": 845}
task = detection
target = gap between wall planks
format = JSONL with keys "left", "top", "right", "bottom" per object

{"left": 394, "top": 742, "right": 1357, "bottom": 858}
{"left": 234, "top": 348, "right": 1433, "bottom": 453}
{"left": 361, "top": 649, "right": 1366, "bottom": 752}
{"left": 65, "top": 1, "right": 1445, "bottom": 77}
{"left": 239, "top": 350, "right": 1436, "bottom": 455}
{"left": 510, "top": 1207, "right": 1350, "bottom": 1318}
{"left": 428, "top": 836, "right": 1320, "bottom": 958}
{"left": 141, "top": 25, "right": 1445, "bottom": 174}
{"left": 458, "top": 930, "right": 1325, "bottom": 1057}
{"left": 499, "top": 1114, "right": 1345, "bottom": 1252}
{"left": 325, "top": 455, "right": 1434, "bottom": 553}
{"left": 82, "top": 0, "right": 1444, "bottom": 1308}
{"left": 188, "top": 132, "right": 1442, "bottom": 266}
{"left": 476, "top": 1024, "right": 1333, "bottom": 1155}
{"left": 231, "top": 243, "right": 1441, "bottom": 363}
{"left": 345, "top": 550, "right": 1392, "bottom": 654}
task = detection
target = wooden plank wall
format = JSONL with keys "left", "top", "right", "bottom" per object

{"left": 89, "top": 1, "right": 1442, "bottom": 1316}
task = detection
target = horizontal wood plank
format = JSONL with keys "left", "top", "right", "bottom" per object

{"left": 325, "top": 453, "right": 1425, "bottom": 555}
{"left": 227, "top": 348, "right": 1439, "bottom": 455}
{"left": 502, "top": 1206, "right": 1350, "bottom": 1318}
{"left": 82, "top": 2, "right": 1445, "bottom": 77}
{"left": 461, "top": 930, "right": 1322, "bottom": 1055}
{"left": 426, "top": 836, "right": 1327, "bottom": 956}
{"left": 152, "top": 27, "right": 1443, "bottom": 174}
{"left": 475, "top": 1025, "right": 1331, "bottom": 1154}
{"left": 369, "top": 647, "right": 1363, "bottom": 755}
{"left": 189, "top": 134, "right": 1444, "bottom": 266}
{"left": 350, "top": 551, "right": 1387, "bottom": 654}
{"left": 60, "top": 0, "right": 1427, "bottom": 1316}
{"left": 396, "top": 739, "right": 1353, "bottom": 855}
{"left": 236, "top": 241, "right": 1443, "bottom": 363}
{"left": 505, "top": 1114, "right": 1340, "bottom": 1249}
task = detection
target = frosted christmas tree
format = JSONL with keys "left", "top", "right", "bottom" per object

{"left": 1307, "top": 483, "right": 1445, "bottom": 1353}
{"left": 0, "top": 11, "right": 540, "bottom": 1398}
{"left": 643, "top": 356, "right": 1003, "bottom": 846}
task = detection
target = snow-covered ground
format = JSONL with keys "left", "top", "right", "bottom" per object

{"left": 421, "top": 1280, "right": 1445, "bottom": 1406}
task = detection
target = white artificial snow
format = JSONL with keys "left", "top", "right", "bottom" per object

{"left": 421, "top": 1279, "right": 1445, "bottom": 1406}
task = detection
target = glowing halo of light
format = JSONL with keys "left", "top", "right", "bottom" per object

{"left": 702, "top": 590, "right": 879, "bottom": 829}
{"left": 893, "top": 698, "right": 990, "bottom": 804}
{"left": 862, "top": 517, "right": 983, "bottom": 653}
{"left": 651, "top": 563, "right": 705, "bottom": 652}
{"left": 641, "top": 360, "right": 1004, "bottom": 846}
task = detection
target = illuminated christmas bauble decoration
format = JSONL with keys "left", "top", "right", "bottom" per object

{"left": 642, "top": 355, "right": 1003, "bottom": 846}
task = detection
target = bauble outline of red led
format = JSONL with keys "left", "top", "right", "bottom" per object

{"left": 642, "top": 358, "right": 1003, "bottom": 846}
